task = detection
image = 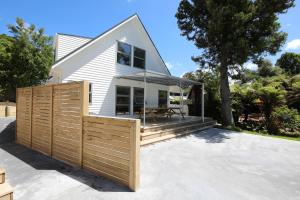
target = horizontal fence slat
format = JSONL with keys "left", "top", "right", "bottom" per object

{"left": 16, "top": 81, "right": 139, "bottom": 191}
{"left": 82, "top": 116, "right": 140, "bottom": 190}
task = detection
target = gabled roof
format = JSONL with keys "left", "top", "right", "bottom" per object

{"left": 52, "top": 14, "right": 171, "bottom": 75}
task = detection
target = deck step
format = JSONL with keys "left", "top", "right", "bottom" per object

{"left": 0, "top": 169, "right": 5, "bottom": 184}
{"left": 141, "top": 120, "right": 216, "bottom": 141}
{"left": 0, "top": 182, "right": 13, "bottom": 200}
{"left": 141, "top": 125, "right": 213, "bottom": 146}
{"left": 142, "top": 118, "right": 213, "bottom": 133}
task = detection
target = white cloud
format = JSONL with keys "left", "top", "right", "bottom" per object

{"left": 244, "top": 62, "right": 257, "bottom": 71}
{"left": 165, "top": 62, "right": 173, "bottom": 69}
{"left": 165, "top": 61, "right": 183, "bottom": 70}
{"left": 286, "top": 23, "right": 292, "bottom": 27}
{"left": 285, "top": 39, "right": 300, "bottom": 50}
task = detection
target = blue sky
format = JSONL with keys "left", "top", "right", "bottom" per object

{"left": 1, "top": 0, "right": 299, "bottom": 76}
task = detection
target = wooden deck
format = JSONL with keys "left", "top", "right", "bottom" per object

{"left": 140, "top": 116, "right": 216, "bottom": 145}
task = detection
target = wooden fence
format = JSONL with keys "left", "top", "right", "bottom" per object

{"left": 16, "top": 81, "right": 140, "bottom": 191}
{"left": 83, "top": 116, "right": 140, "bottom": 190}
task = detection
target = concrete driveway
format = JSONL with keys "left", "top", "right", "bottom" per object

{"left": 1, "top": 125, "right": 300, "bottom": 200}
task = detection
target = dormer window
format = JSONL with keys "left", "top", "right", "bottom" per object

{"left": 117, "top": 42, "right": 131, "bottom": 66}
{"left": 133, "top": 47, "right": 145, "bottom": 69}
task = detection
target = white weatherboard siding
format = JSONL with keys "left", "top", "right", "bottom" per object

{"left": 55, "top": 34, "right": 91, "bottom": 61}
{"left": 52, "top": 16, "right": 171, "bottom": 116}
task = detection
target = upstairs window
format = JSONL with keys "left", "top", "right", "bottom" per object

{"left": 133, "top": 47, "right": 145, "bottom": 69}
{"left": 117, "top": 42, "right": 131, "bottom": 66}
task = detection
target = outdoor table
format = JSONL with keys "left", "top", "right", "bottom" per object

{"left": 139, "top": 107, "right": 185, "bottom": 120}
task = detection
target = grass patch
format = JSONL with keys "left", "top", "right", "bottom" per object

{"left": 215, "top": 124, "right": 300, "bottom": 142}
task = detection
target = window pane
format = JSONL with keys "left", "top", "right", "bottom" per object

{"left": 117, "top": 96, "right": 130, "bottom": 104}
{"left": 116, "top": 86, "right": 130, "bottom": 115}
{"left": 89, "top": 83, "right": 92, "bottom": 103}
{"left": 134, "top": 87, "right": 144, "bottom": 96}
{"left": 89, "top": 93, "right": 92, "bottom": 103}
{"left": 118, "top": 42, "right": 131, "bottom": 55}
{"left": 134, "top": 88, "right": 144, "bottom": 113}
{"left": 159, "top": 90, "right": 168, "bottom": 108}
{"left": 133, "top": 47, "right": 145, "bottom": 69}
{"left": 116, "top": 106, "right": 130, "bottom": 115}
{"left": 134, "top": 47, "right": 145, "bottom": 59}
{"left": 134, "top": 57, "right": 145, "bottom": 69}
{"left": 117, "top": 53, "right": 131, "bottom": 66}
{"left": 117, "top": 86, "right": 130, "bottom": 95}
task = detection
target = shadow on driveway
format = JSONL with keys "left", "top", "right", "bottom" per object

{"left": 0, "top": 117, "right": 129, "bottom": 192}
{"left": 190, "top": 128, "right": 233, "bottom": 143}
{"left": 0, "top": 117, "right": 15, "bottom": 144}
{"left": 0, "top": 143, "right": 130, "bottom": 192}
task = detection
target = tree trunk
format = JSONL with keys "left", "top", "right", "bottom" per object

{"left": 219, "top": 64, "right": 233, "bottom": 126}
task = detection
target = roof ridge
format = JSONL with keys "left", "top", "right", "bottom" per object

{"left": 57, "top": 33, "right": 93, "bottom": 39}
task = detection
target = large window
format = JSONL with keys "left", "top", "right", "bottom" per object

{"left": 89, "top": 83, "right": 92, "bottom": 103}
{"left": 116, "top": 86, "right": 131, "bottom": 115}
{"left": 133, "top": 87, "right": 144, "bottom": 113}
{"left": 117, "top": 41, "right": 146, "bottom": 69}
{"left": 133, "top": 47, "right": 145, "bottom": 69}
{"left": 117, "top": 42, "right": 131, "bottom": 66}
{"left": 158, "top": 90, "right": 168, "bottom": 108}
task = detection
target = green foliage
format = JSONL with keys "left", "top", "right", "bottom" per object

{"left": 231, "top": 84, "right": 258, "bottom": 123}
{"left": 255, "top": 59, "right": 281, "bottom": 77}
{"left": 176, "top": 0, "right": 293, "bottom": 69}
{"left": 235, "top": 68, "right": 260, "bottom": 84}
{"left": 284, "top": 74, "right": 300, "bottom": 110}
{"left": 258, "top": 85, "right": 286, "bottom": 133}
{"left": 276, "top": 52, "right": 300, "bottom": 75}
{"left": 272, "top": 106, "right": 300, "bottom": 136}
{"left": 176, "top": 0, "right": 294, "bottom": 126}
{"left": 0, "top": 34, "right": 14, "bottom": 99}
{"left": 0, "top": 17, "right": 53, "bottom": 101}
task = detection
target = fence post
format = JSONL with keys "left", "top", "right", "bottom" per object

{"left": 129, "top": 119, "right": 140, "bottom": 191}
{"left": 30, "top": 87, "right": 33, "bottom": 148}
{"left": 50, "top": 85, "right": 54, "bottom": 156}
{"left": 15, "top": 88, "right": 18, "bottom": 143}
{"left": 80, "top": 81, "right": 89, "bottom": 167}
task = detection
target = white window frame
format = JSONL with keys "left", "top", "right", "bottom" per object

{"left": 115, "top": 85, "right": 131, "bottom": 115}
{"left": 116, "top": 41, "right": 132, "bottom": 66}
{"left": 116, "top": 41, "right": 146, "bottom": 69}
{"left": 133, "top": 46, "right": 146, "bottom": 69}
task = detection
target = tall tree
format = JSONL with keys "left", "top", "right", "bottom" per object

{"left": 0, "top": 18, "right": 53, "bottom": 101}
{"left": 0, "top": 34, "right": 14, "bottom": 99}
{"left": 176, "top": 0, "right": 294, "bottom": 126}
{"left": 276, "top": 52, "right": 300, "bottom": 75}
{"left": 255, "top": 58, "right": 277, "bottom": 77}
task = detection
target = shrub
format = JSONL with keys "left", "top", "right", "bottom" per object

{"left": 272, "top": 106, "right": 300, "bottom": 136}
{"left": 258, "top": 85, "right": 286, "bottom": 134}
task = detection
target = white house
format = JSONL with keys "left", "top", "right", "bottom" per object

{"left": 50, "top": 14, "right": 203, "bottom": 122}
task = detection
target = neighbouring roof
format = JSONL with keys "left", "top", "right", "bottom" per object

{"left": 57, "top": 33, "right": 93, "bottom": 39}
{"left": 52, "top": 14, "right": 171, "bottom": 75}
{"left": 115, "top": 70, "right": 202, "bottom": 88}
